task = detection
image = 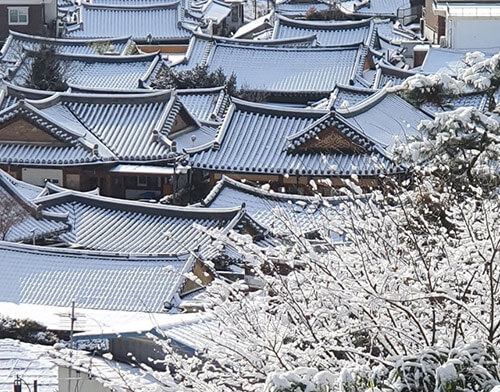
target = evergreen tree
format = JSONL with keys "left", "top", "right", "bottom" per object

{"left": 24, "top": 45, "right": 68, "bottom": 91}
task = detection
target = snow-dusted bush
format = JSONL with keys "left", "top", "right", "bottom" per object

{"left": 395, "top": 73, "right": 466, "bottom": 106}
{"left": 395, "top": 107, "right": 500, "bottom": 196}
{"left": 458, "top": 52, "right": 500, "bottom": 91}
{"left": 265, "top": 342, "right": 500, "bottom": 391}
{"left": 0, "top": 315, "right": 58, "bottom": 345}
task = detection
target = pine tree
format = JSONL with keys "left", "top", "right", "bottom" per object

{"left": 24, "top": 45, "right": 68, "bottom": 91}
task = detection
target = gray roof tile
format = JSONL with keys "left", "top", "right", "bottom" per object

{"left": 8, "top": 51, "right": 163, "bottom": 91}
{"left": 188, "top": 99, "right": 397, "bottom": 176}
{"left": 272, "top": 16, "right": 375, "bottom": 47}
{"left": 66, "top": 2, "right": 192, "bottom": 42}
{"left": 36, "top": 186, "right": 246, "bottom": 255}
{"left": 0, "top": 31, "right": 133, "bottom": 63}
{"left": 0, "top": 242, "right": 194, "bottom": 312}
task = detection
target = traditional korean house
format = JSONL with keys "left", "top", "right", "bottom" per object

{"left": 339, "top": 0, "right": 417, "bottom": 23}
{"left": 5, "top": 50, "right": 163, "bottom": 91}
{"left": 185, "top": 97, "right": 405, "bottom": 194}
{"left": 0, "top": 84, "right": 232, "bottom": 198}
{"left": 63, "top": 1, "right": 194, "bottom": 54}
{"left": 275, "top": 0, "right": 332, "bottom": 18}
{"left": 0, "top": 168, "right": 68, "bottom": 243}
{"left": 201, "top": 175, "right": 345, "bottom": 240}
{"left": 0, "top": 31, "right": 135, "bottom": 64}
{"left": 175, "top": 33, "right": 370, "bottom": 102}
{"left": 271, "top": 15, "right": 377, "bottom": 47}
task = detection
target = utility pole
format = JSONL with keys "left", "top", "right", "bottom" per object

{"left": 69, "top": 301, "right": 76, "bottom": 349}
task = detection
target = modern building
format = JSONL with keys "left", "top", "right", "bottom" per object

{"left": 0, "top": 0, "right": 58, "bottom": 43}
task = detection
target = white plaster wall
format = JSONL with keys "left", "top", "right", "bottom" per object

{"left": 21, "top": 167, "right": 63, "bottom": 186}
{"left": 448, "top": 17, "right": 500, "bottom": 49}
{"left": 58, "top": 367, "right": 111, "bottom": 392}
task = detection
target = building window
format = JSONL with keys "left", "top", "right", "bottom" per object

{"left": 137, "top": 176, "right": 148, "bottom": 186}
{"left": 8, "top": 7, "right": 29, "bottom": 25}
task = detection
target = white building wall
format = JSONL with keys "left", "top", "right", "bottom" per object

{"left": 21, "top": 168, "right": 63, "bottom": 186}
{"left": 448, "top": 17, "right": 500, "bottom": 49}
{"left": 58, "top": 367, "right": 111, "bottom": 392}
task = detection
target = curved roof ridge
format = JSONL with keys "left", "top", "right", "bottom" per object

{"left": 35, "top": 187, "right": 246, "bottom": 219}
{"left": 0, "top": 239, "right": 190, "bottom": 260}
{"left": 215, "top": 40, "right": 363, "bottom": 51}
{"left": 203, "top": 175, "right": 345, "bottom": 205}
{"left": 336, "top": 83, "right": 392, "bottom": 116}
{"left": 230, "top": 97, "right": 330, "bottom": 116}
{"left": 42, "top": 181, "right": 99, "bottom": 196}
{"left": 21, "top": 48, "right": 161, "bottom": 62}
{"left": 32, "top": 89, "right": 172, "bottom": 104}
{"left": 3, "top": 81, "right": 56, "bottom": 100}
{"left": 21, "top": 101, "right": 88, "bottom": 139}
{"left": 193, "top": 31, "right": 317, "bottom": 46}
{"left": 335, "top": 83, "right": 376, "bottom": 93}
{"left": 177, "top": 86, "right": 225, "bottom": 94}
{"left": 377, "top": 61, "right": 416, "bottom": 76}
{"left": 0, "top": 170, "right": 68, "bottom": 220}
{"left": 7, "top": 30, "right": 133, "bottom": 44}
{"left": 276, "top": 14, "right": 372, "bottom": 29}
{"left": 82, "top": 1, "right": 180, "bottom": 10}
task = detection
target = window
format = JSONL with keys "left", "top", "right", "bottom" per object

{"left": 8, "top": 7, "right": 29, "bottom": 25}
{"left": 137, "top": 176, "right": 148, "bottom": 186}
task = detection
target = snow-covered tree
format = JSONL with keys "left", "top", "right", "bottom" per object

{"left": 135, "top": 106, "right": 500, "bottom": 392}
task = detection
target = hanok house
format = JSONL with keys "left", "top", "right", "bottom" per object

{"left": 422, "top": 0, "right": 500, "bottom": 49}
{"left": 271, "top": 15, "right": 377, "bottom": 47}
{"left": 186, "top": 88, "right": 431, "bottom": 194}
{"left": 200, "top": 175, "right": 345, "bottom": 242}
{"left": 186, "top": 98, "right": 399, "bottom": 194}
{"left": 0, "top": 84, "right": 232, "bottom": 199}
{"left": 62, "top": 0, "right": 194, "bottom": 56}
{"left": 0, "top": 31, "right": 135, "bottom": 64}
{"left": 0, "top": 0, "right": 57, "bottom": 43}
{"left": 173, "top": 32, "right": 371, "bottom": 103}
{"left": 5, "top": 50, "right": 163, "bottom": 92}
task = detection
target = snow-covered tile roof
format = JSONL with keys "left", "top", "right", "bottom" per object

{"left": 0, "top": 168, "right": 43, "bottom": 200}
{"left": 0, "top": 102, "right": 103, "bottom": 166}
{"left": 232, "top": 11, "right": 274, "bottom": 39}
{"left": 193, "top": 41, "right": 364, "bottom": 94}
{"left": 34, "top": 186, "right": 246, "bottom": 255}
{"left": 0, "top": 87, "right": 229, "bottom": 165}
{"left": 0, "top": 171, "right": 68, "bottom": 243}
{"left": 375, "top": 19, "right": 420, "bottom": 44}
{"left": 419, "top": 92, "right": 491, "bottom": 115}
{"left": 372, "top": 63, "right": 416, "bottom": 88}
{"left": 0, "top": 242, "right": 194, "bottom": 312}
{"left": 0, "top": 339, "right": 58, "bottom": 392}
{"left": 201, "top": 175, "right": 345, "bottom": 237}
{"left": 340, "top": 0, "right": 411, "bottom": 17}
{"left": 272, "top": 15, "right": 375, "bottom": 47}
{"left": 331, "top": 84, "right": 376, "bottom": 109}
{"left": 188, "top": 98, "right": 398, "bottom": 177}
{"left": 65, "top": 2, "right": 193, "bottom": 43}
{"left": 276, "top": 0, "right": 330, "bottom": 16}
{"left": 337, "top": 87, "right": 431, "bottom": 150}
{"left": 0, "top": 338, "right": 171, "bottom": 392}
{"left": 8, "top": 51, "right": 163, "bottom": 91}
{"left": 177, "top": 86, "right": 230, "bottom": 123}
{"left": 0, "top": 31, "right": 134, "bottom": 63}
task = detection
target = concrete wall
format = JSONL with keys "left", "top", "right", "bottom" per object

{"left": 448, "top": 17, "right": 500, "bottom": 49}
{"left": 58, "top": 367, "right": 111, "bottom": 392}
